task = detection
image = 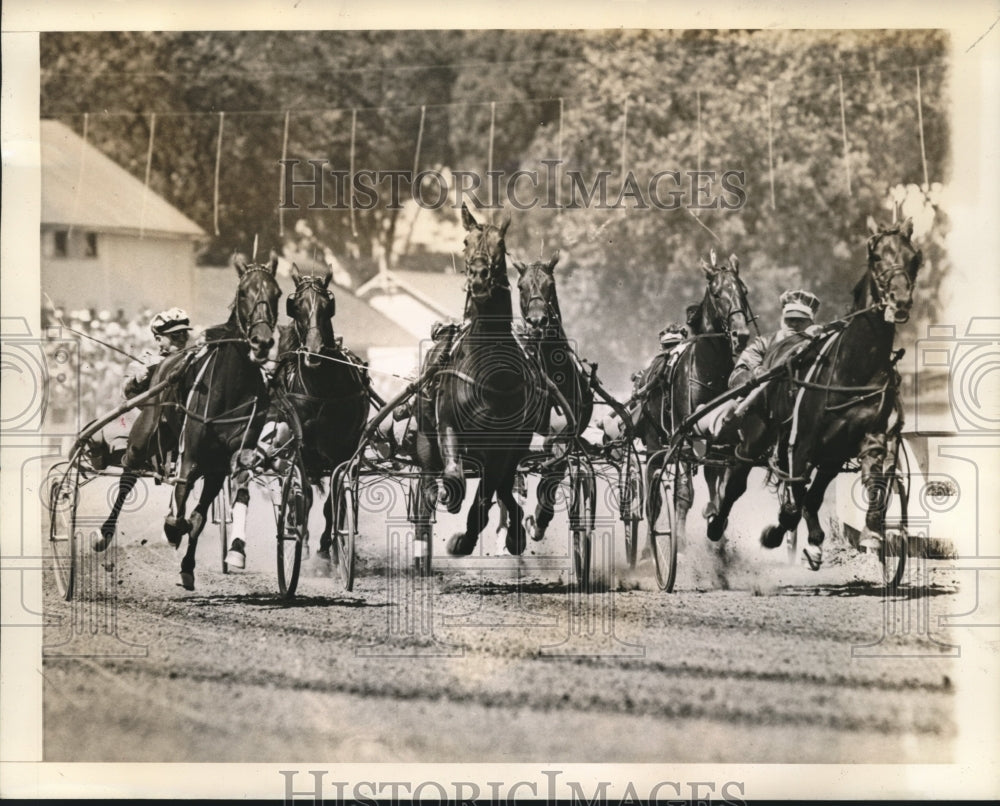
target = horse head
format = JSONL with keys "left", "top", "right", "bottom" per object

{"left": 287, "top": 263, "right": 335, "bottom": 369}
{"left": 233, "top": 252, "right": 282, "bottom": 363}
{"left": 515, "top": 250, "right": 561, "bottom": 334}
{"left": 700, "top": 249, "right": 752, "bottom": 355}
{"left": 461, "top": 202, "right": 511, "bottom": 305}
{"left": 865, "top": 215, "right": 923, "bottom": 324}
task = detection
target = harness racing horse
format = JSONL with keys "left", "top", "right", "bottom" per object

{"left": 706, "top": 216, "right": 921, "bottom": 571}
{"left": 271, "top": 263, "right": 369, "bottom": 565}
{"left": 410, "top": 204, "right": 542, "bottom": 570}
{"left": 632, "top": 252, "right": 753, "bottom": 553}
{"left": 166, "top": 254, "right": 281, "bottom": 589}
{"left": 513, "top": 251, "right": 595, "bottom": 543}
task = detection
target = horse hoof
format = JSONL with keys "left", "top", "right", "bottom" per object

{"left": 505, "top": 528, "right": 526, "bottom": 556}
{"left": 92, "top": 528, "right": 114, "bottom": 553}
{"left": 163, "top": 517, "right": 188, "bottom": 547}
{"left": 702, "top": 502, "right": 718, "bottom": 520}
{"left": 760, "top": 525, "right": 785, "bottom": 549}
{"left": 438, "top": 475, "right": 465, "bottom": 514}
{"left": 706, "top": 514, "right": 727, "bottom": 542}
{"left": 225, "top": 538, "right": 246, "bottom": 569}
{"left": 180, "top": 572, "right": 195, "bottom": 591}
{"left": 803, "top": 542, "right": 823, "bottom": 570}
{"left": 525, "top": 515, "right": 544, "bottom": 542}
{"left": 446, "top": 533, "right": 475, "bottom": 556}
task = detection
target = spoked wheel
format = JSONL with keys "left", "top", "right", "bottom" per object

{"left": 878, "top": 442, "right": 910, "bottom": 589}
{"left": 648, "top": 461, "right": 678, "bottom": 592}
{"left": 331, "top": 465, "right": 358, "bottom": 591}
{"left": 47, "top": 460, "right": 81, "bottom": 600}
{"left": 621, "top": 450, "right": 644, "bottom": 570}
{"left": 212, "top": 478, "right": 232, "bottom": 574}
{"left": 276, "top": 459, "right": 308, "bottom": 599}
{"left": 569, "top": 459, "right": 596, "bottom": 590}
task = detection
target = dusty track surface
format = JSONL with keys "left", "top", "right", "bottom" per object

{"left": 42, "top": 469, "right": 960, "bottom": 763}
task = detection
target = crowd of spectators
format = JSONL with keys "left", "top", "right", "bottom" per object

{"left": 41, "top": 301, "right": 204, "bottom": 429}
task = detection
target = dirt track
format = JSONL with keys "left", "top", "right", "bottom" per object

{"left": 42, "top": 469, "right": 960, "bottom": 764}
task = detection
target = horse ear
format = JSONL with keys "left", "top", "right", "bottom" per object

{"left": 232, "top": 252, "right": 248, "bottom": 277}
{"left": 900, "top": 217, "right": 914, "bottom": 239}
{"left": 515, "top": 261, "right": 528, "bottom": 277}
{"left": 290, "top": 263, "right": 301, "bottom": 284}
{"left": 701, "top": 260, "right": 714, "bottom": 278}
{"left": 268, "top": 254, "right": 279, "bottom": 274}
{"left": 461, "top": 202, "right": 478, "bottom": 231}
{"left": 729, "top": 254, "right": 739, "bottom": 273}
{"left": 322, "top": 264, "right": 333, "bottom": 287}
{"left": 866, "top": 215, "right": 880, "bottom": 236}
{"left": 547, "top": 250, "right": 560, "bottom": 272}
{"left": 497, "top": 207, "right": 511, "bottom": 238}
{"left": 709, "top": 249, "right": 718, "bottom": 268}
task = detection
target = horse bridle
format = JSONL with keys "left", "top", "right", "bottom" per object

{"left": 708, "top": 268, "right": 758, "bottom": 342}
{"left": 288, "top": 278, "right": 334, "bottom": 351}
{"left": 464, "top": 226, "right": 508, "bottom": 300}
{"left": 867, "top": 230, "right": 920, "bottom": 305}
{"left": 234, "top": 265, "right": 279, "bottom": 340}
{"left": 519, "top": 265, "right": 558, "bottom": 331}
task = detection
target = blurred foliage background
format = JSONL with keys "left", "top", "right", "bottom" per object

{"left": 41, "top": 29, "right": 949, "bottom": 390}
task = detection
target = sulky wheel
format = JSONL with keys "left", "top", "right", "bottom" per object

{"left": 879, "top": 440, "right": 910, "bottom": 590}
{"left": 648, "top": 461, "right": 678, "bottom": 593}
{"left": 568, "top": 458, "right": 596, "bottom": 591}
{"left": 47, "top": 460, "right": 81, "bottom": 601}
{"left": 621, "top": 448, "right": 644, "bottom": 570}
{"left": 276, "top": 458, "right": 308, "bottom": 599}
{"left": 212, "top": 478, "right": 232, "bottom": 574}
{"left": 331, "top": 467, "right": 358, "bottom": 591}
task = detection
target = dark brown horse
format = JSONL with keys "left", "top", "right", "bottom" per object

{"left": 271, "top": 263, "right": 369, "bottom": 563}
{"left": 632, "top": 252, "right": 754, "bottom": 552}
{"left": 514, "top": 251, "right": 595, "bottom": 542}
{"left": 166, "top": 255, "right": 281, "bottom": 589}
{"left": 410, "top": 204, "right": 543, "bottom": 570}
{"left": 707, "top": 217, "right": 921, "bottom": 570}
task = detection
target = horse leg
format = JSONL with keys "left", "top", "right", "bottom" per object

{"left": 497, "top": 471, "right": 527, "bottom": 556}
{"left": 95, "top": 470, "right": 139, "bottom": 552}
{"left": 164, "top": 467, "right": 194, "bottom": 547}
{"left": 317, "top": 489, "right": 334, "bottom": 559}
{"left": 224, "top": 467, "right": 252, "bottom": 570}
{"left": 675, "top": 460, "right": 694, "bottom": 549}
{"left": 701, "top": 465, "right": 723, "bottom": 522}
{"left": 438, "top": 425, "right": 465, "bottom": 514}
{"left": 799, "top": 467, "right": 839, "bottom": 570}
{"left": 761, "top": 480, "right": 805, "bottom": 550}
{"left": 179, "top": 472, "right": 225, "bottom": 590}
{"left": 446, "top": 473, "right": 495, "bottom": 556}
{"left": 643, "top": 449, "right": 664, "bottom": 560}
{"left": 707, "top": 462, "right": 751, "bottom": 542}
{"left": 530, "top": 454, "right": 565, "bottom": 542}
{"left": 413, "top": 471, "right": 438, "bottom": 566}
{"left": 858, "top": 432, "right": 889, "bottom": 549}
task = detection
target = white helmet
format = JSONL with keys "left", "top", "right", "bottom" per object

{"left": 150, "top": 308, "right": 192, "bottom": 336}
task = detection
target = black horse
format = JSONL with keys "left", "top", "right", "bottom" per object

{"left": 165, "top": 254, "right": 281, "bottom": 590}
{"left": 631, "top": 251, "right": 753, "bottom": 551}
{"left": 270, "top": 263, "right": 369, "bottom": 564}
{"left": 410, "top": 204, "right": 542, "bottom": 568}
{"left": 706, "top": 216, "right": 921, "bottom": 570}
{"left": 513, "top": 251, "right": 595, "bottom": 542}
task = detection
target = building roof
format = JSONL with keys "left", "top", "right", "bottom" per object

{"left": 356, "top": 267, "right": 468, "bottom": 322}
{"left": 40, "top": 119, "right": 206, "bottom": 239}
